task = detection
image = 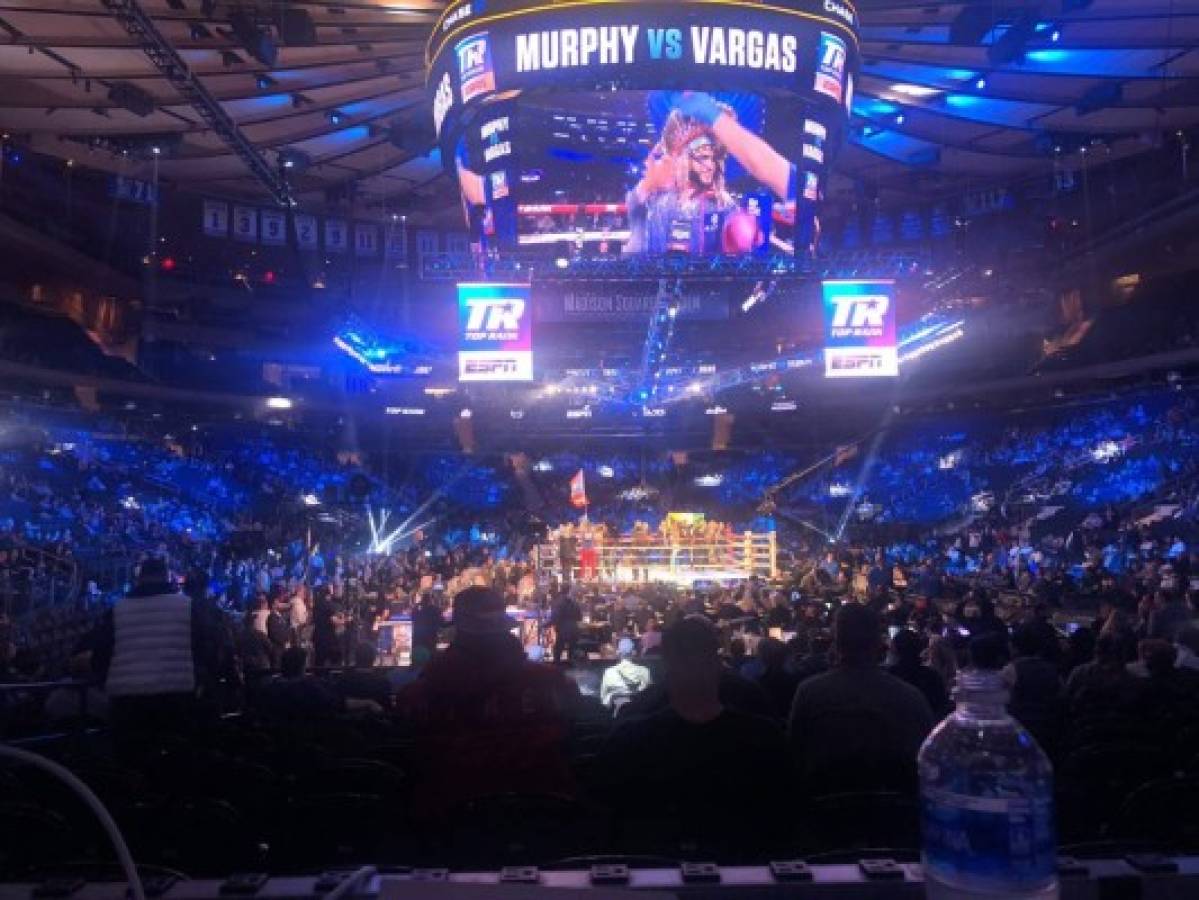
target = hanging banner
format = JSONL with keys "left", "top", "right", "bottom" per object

{"left": 232, "top": 206, "right": 258, "bottom": 243}
{"left": 109, "top": 175, "right": 158, "bottom": 207}
{"left": 294, "top": 213, "right": 318, "bottom": 250}
{"left": 260, "top": 209, "right": 286, "bottom": 246}
{"left": 355, "top": 223, "right": 379, "bottom": 257}
{"left": 385, "top": 224, "right": 407, "bottom": 261}
{"left": 325, "top": 219, "right": 348, "bottom": 253}
{"left": 445, "top": 232, "right": 470, "bottom": 255}
{"left": 202, "top": 200, "right": 229, "bottom": 237}
{"left": 416, "top": 230, "right": 439, "bottom": 257}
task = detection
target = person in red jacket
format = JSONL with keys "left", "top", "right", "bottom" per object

{"left": 397, "top": 586, "right": 580, "bottom": 820}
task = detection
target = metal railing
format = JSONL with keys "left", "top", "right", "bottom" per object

{"left": 1, "top": 546, "right": 80, "bottom": 618}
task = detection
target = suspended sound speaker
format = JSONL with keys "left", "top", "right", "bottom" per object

{"left": 229, "top": 10, "right": 277, "bottom": 67}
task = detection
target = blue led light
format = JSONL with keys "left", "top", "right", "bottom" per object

{"left": 944, "top": 94, "right": 981, "bottom": 109}
{"left": 1026, "top": 49, "right": 1069, "bottom": 63}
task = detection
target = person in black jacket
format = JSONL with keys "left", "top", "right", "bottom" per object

{"left": 551, "top": 591, "right": 582, "bottom": 663}
{"left": 412, "top": 593, "right": 444, "bottom": 658}
{"left": 886, "top": 628, "right": 950, "bottom": 718}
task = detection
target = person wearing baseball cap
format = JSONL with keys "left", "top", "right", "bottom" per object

{"left": 596, "top": 616, "right": 793, "bottom": 858}
{"left": 397, "top": 587, "right": 580, "bottom": 819}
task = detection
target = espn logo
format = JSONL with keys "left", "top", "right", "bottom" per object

{"left": 464, "top": 359, "right": 519, "bottom": 375}
{"left": 831, "top": 354, "right": 884, "bottom": 371}
{"left": 824, "top": 346, "right": 898, "bottom": 378}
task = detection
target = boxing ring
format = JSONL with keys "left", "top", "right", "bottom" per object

{"left": 535, "top": 532, "right": 777, "bottom": 587}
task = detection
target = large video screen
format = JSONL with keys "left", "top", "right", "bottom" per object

{"left": 823, "top": 279, "right": 898, "bottom": 378}
{"left": 429, "top": 1, "right": 858, "bottom": 261}
{"left": 458, "top": 282, "right": 534, "bottom": 382}
{"left": 455, "top": 89, "right": 833, "bottom": 259}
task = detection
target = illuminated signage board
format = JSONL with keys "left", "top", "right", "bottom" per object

{"left": 822, "top": 279, "right": 897, "bottom": 378}
{"left": 457, "top": 282, "right": 533, "bottom": 381}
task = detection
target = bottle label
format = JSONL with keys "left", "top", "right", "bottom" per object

{"left": 921, "top": 787, "right": 1057, "bottom": 890}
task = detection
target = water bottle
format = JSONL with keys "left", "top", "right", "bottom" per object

{"left": 918, "top": 668, "right": 1058, "bottom": 899}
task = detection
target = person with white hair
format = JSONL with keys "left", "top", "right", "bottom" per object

{"left": 600, "top": 637, "right": 652, "bottom": 710}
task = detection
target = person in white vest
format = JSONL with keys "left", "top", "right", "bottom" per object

{"left": 92, "top": 556, "right": 212, "bottom": 733}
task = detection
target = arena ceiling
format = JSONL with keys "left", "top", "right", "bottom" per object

{"left": 0, "top": 0, "right": 1197, "bottom": 217}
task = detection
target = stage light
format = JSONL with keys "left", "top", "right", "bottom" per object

{"left": 974, "top": 76, "right": 987, "bottom": 90}
{"left": 160, "top": 256, "right": 176, "bottom": 272}
{"left": 262, "top": 270, "right": 276, "bottom": 284}
{"left": 302, "top": 493, "right": 321, "bottom": 506}
{"left": 459, "top": 408, "right": 472, "bottom": 418}
{"left": 329, "top": 110, "right": 345, "bottom": 125}
{"left": 891, "top": 83, "right": 941, "bottom": 99}
{"left": 895, "top": 113, "right": 906, "bottom": 125}
{"left": 266, "top": 396, "right": 293, "bottom": 410}
{"left": 256, "top": 74, "right": 276, "bottom": 89}
{"left": 151, "top": 145, "right": 161, "bottom": 155}
{"left": 555, "top": 257, "right": 569, "bottom": 269}
{"left": 598, "top": 465, "right": 615, "bottom": 478}
{"left": 278, "top": 148, "right": 311, "bottom": 173}
{"left": 1050, "top": 29, "right": 1061, "bottom": 42}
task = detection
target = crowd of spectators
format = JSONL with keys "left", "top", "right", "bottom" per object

{"left": 2, "top": 382, "right": 1199, "bottom": 874}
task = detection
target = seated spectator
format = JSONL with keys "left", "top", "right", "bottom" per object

{"left": 254, "top": 647, "right": 355, "bottom": 722}
{"left": 788, "top": 603, "right": 935, "bottom": 795}
{"left": 1133, "top": 638, "right": 1199, "bottom": 726}
{"left": 887, "top": 629, "right": 950, "bottom": 718}
{"left": 792, "top": 630, "right": 833, "bottom": 685}
{"left": 337, "top": 641, "right": 394, "bottom": 711}
{"left": 397, "top": 587, "right": 581, "bottom": 820}
{"left": 754, "top": 637, "right": 801, "bottom": 720}
{"left": 1065, "top": 630, "right": 1144, "bottom": 721}
{"left": 1177, "top": 623, "right": 1199, "bottom": 672}
{"left": 597, "top": 616, "right": 794, "bottom": 859}
{"left": 639, "top": 617, "right": 662, "bottom": 655}
{"left": 599, "top": 637, "right": 651, "bottom": 711}
{"left": 1147, "top": 590, "right": 1193, "bottom": 641}
{"left": 1002, "top": 622, "right": 1064, "bottom": 755}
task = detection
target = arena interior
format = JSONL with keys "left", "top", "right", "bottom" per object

{"left": 2, "top": 0, "right": 1199, "bottom": 895}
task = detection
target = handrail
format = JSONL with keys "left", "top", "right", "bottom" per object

{"left": 2, "top": 544, "right": 80, "bottom": 618}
